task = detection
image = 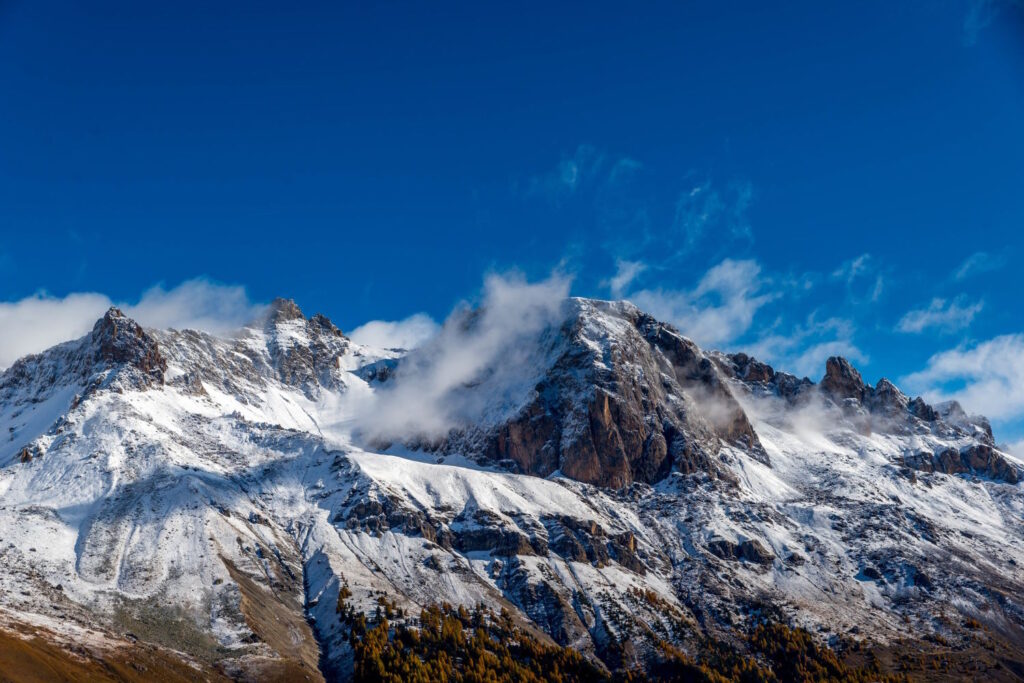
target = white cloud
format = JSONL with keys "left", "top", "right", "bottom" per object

{"left": 1004, "top": 438, "right": 1024, "bottom": 463}
{"left": 125, "top": 280, "right": 266, "bottom": 335}
{"left": 606, "top": 259, "right": 646, "bottom": 299}
{"left": 628, "top": 259, "right": 774, "bottom": 349}
{"left": 902, "top": 334, "right": 1024, "bottom": 423}
{"left": 0, "top": 279, "right": 265, "bottom": 369}
{"left": 897, "top": 297, "right": 984, "bottom": 334}
{"left": 357, "top": 271, "right": 572, "bottom": 442}
{"left": 0, "top": 292, "right": 113, "bottom": 369}
{"left": 954, "top": 250, "right": 1007, "bottom": 280}
{"left": 348, "top": 314, "right": 440, "bottom": 350}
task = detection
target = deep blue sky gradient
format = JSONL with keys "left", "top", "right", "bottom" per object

{"left": 1, "top": 1, "right": 1022, "bottom": 434}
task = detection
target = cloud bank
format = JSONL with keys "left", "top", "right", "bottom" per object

{"left": 125, "top": 280, "right": 266, "bottom": 335}
{"left": 902, "top": 334, "right": 1024, "bottom": 423}
{"left": 0, "top": 292, "right": 114, "bottom": 369}
{"left": 348, "top": 314, "right": 440, "bottom": 350}
{"left": 0, "top": 279, "right": 265, "bottom": 369}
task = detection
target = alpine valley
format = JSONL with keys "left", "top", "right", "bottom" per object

{"left": 1, "top": 296, "right": 1022, "bottom": 682}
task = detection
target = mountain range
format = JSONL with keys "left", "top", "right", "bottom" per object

{"left": 1, "top": 297, "right": 1022, "bottom": 681}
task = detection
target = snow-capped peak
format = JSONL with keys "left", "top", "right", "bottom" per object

{"left": 0, "top": 296, "right": 1021, "bottom": 680}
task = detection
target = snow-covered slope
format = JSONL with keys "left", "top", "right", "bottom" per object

{"left": 0, "top": 298, "right": 1021, "bottom": 679}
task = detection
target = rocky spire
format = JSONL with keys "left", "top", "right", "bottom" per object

{"left": 266, "top": 297, "right": 306, "bottom": 324}
{"left": 90, "top": 307, "right": 166, "bottom": 384}
{"left": 309, "top": 312, "right": 347, "bottom": 339}
{"left": 869, "top": 377, "right": 909, "bottom": 415}
{"left": 260, "top": 298, "right": 351, "bottom": 395}
{"left": 820, "top": 356, "right": 867, "bottom": 402}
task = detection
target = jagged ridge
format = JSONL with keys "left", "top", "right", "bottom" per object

{"left": 0, "top": 297, "right": 1021, "bottom": 681}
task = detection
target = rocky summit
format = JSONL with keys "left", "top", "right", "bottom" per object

{"left": 1, "top": 297, "right": 1023, "bottom": 681}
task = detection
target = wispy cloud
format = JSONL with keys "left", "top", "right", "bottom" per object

{"left": 526, "top": 144, "right": 641, "bottom": 201}
{"left": 831, "top": 253, "right": 871, "bottom": 284}
{"left": 897, "top": 296, "right": 984, "bottom": 334}
{"left": 1003, "top": 439, "right": 1024, "bottom": 465}
{"left": 527, "top": 146, "right": 755, "bottom": 272}
{"left": 954, "top": 250, "right": 1008, "bottom": 280}
{"left": 356, "top": 271, "right": 572, "bottom": 442}
{"left": 671, "top": 179, "right": 753, "bottom": 257}
{"left": 126, "top": 280, "right": 266, "bottom": 335}
{"left": 743, "top": 315, "right": 865, "bottom": 380}
{"left": 348, "top": 313, "right": 440, "bottom": 350}
{"left": 0, "top": 278, "right": 265, "bottom": 369}
{"left": 902, "top": 334, "right": 1024, "bottom": 423}
{"left": 606, "top": 259, "right": 647, "bottom": 299}
{"left": 0, "top": 292, "right": 114, "bottom": 369}
{"left": 628, "top": 259, "right": 775, "bottom": 349}
{"left": 963, "top": 0, "right": 1022, "bottom": 45}
{"left": 832, "top": 253, "right": 885, "bottom": 303}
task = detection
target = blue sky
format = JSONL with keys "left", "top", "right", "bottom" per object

{"left": 1, "top": 1, "right": 1023, "bottom": 442}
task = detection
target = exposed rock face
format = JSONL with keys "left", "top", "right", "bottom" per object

{"left": 90, "top": 307, "right": 167, "bottom": 387}
{"left": 904, "top": 444, "right": 1019, "bottom": 484}
{"left": 706, "top": 537, "right": 774, "bottom": 566}
{"left": 0, "top": 307, "right": 166, "bottom": 410}
{"left": 820, "top": 356, "right": 867, "bottom": 402}
{"left": 262, "top": 298, "right": 351, "bottom": 395}
{"left": 868, "top": 378, "right": 909, "bottom": 416}
{"left": 715, "top": 352, "right": 1021, "bottom": 486}
{"left": 727, "top": 352, "right": 776, "bottom": 384}
{"left": 909, "top": 397, "right": 938, "bottom": 422}
{"left": 448, "top": 299, "right": 765, "bottom": 488}
{"left": 267, "top": 296, "right": 305, "bottom": 323}
{"left": 713, "top": 352, "right": 812, "bottom": 402}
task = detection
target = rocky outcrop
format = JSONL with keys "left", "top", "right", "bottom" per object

{"left": 935, "top": 400, "right": 995, "bottom": 445}
{"left": 727, "top": 352, "right": 776, "bottom": 384}
{"left": 716, "top": 352, "right": 1015, "bottom": 485}
{"left": 434, "top": 303, "right": 1013, "bottom": 493}
{"left": 868, "top": 378, "right": 909, "bottom": 416}
{"left": 706, "top": 537, "right": 774, "bottom": 566}
{"left": 908, "top": 397, "right": 938, "bottom": 422}
{"left": 262, "top": 298, "right": 351, "bottom": 396}
{"left": 714, "top": 352, "right": 813, "bottom": 402}
{"left": 903, "top": 445, "right": 1019, "bottom": 484}
{"left": 820, "top": 356, "right": 867, "bottom": 402}
{"left": 90, "top": 307, "right": 166, "bottom": 387}
{"left": 448, "top": 299, "right": 765, "bottom": 489}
